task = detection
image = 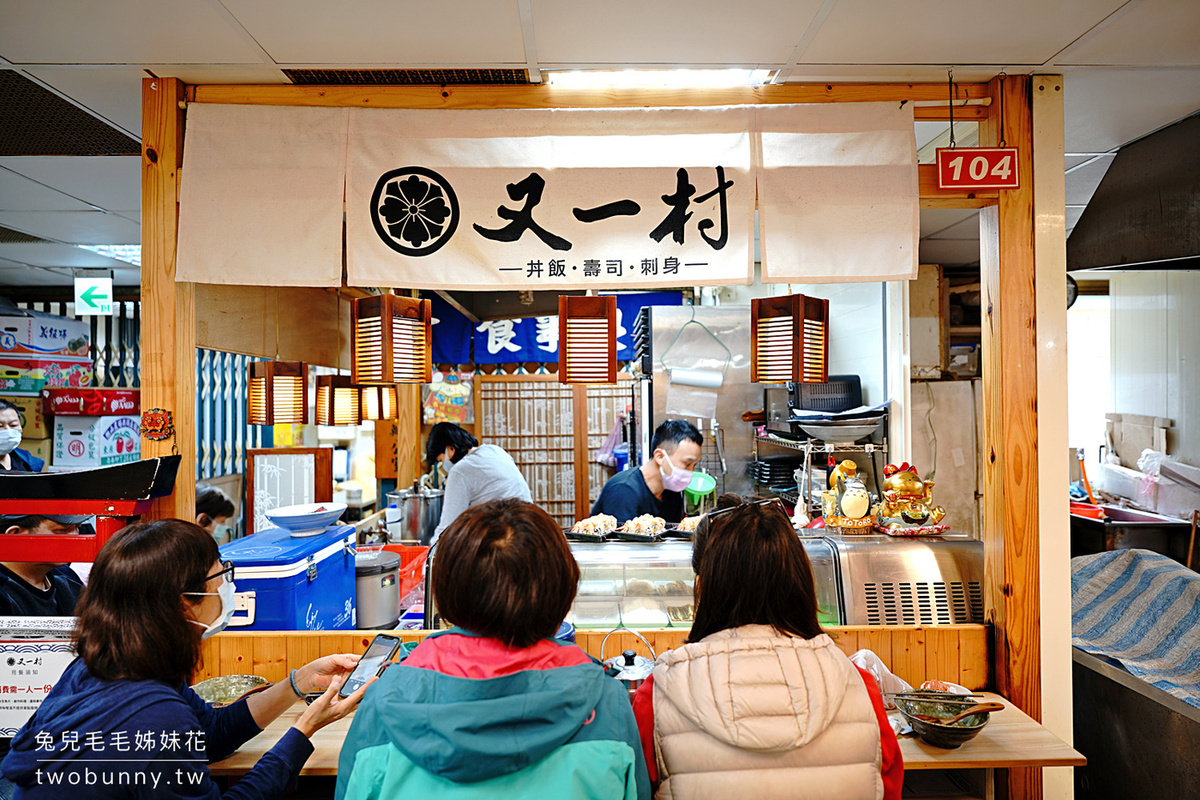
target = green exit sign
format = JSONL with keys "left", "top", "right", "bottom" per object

{"left": 74, "top": 276, "right": 113, "bottom": 315}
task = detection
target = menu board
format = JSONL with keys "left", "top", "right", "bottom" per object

{"left": 0, "top": 617, "right": 76, "bottom": 736}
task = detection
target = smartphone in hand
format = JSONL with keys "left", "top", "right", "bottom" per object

{"left": 339, "top": 634, "right": 402, "bottom": 697}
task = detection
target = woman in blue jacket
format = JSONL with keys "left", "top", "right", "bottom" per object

{"left": 1, "top": 519, "right": 372, "bottom": 799}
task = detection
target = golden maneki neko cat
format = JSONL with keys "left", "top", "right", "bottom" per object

{"left": 875, "top": 462, "right": 948, "bottom": 534}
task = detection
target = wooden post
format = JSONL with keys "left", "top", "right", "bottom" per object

{"left": 141, "top": 77, "right": 196, "bottom": 522}
{"left": 978, "top": 73, "right": 1041, "bottom": 800}
{"left": 572, "top": 385, "right": 590, "bottom": 519}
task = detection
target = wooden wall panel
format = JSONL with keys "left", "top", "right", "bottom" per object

{"left": 197, "top": 625, "right": 989, "bottom": 690}
{"left": 195, "top": 285, "right": 349, "bottom": 369}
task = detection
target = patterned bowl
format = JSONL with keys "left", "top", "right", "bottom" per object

{"left": 894, "top": 695, "right": 991, "bottom": 749}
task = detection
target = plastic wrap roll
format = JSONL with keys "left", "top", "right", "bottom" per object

{"left": 668, "top": 368, "right": 724, "bottom": 389}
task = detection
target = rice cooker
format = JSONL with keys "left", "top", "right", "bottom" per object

{"left": 354, "top": 550, "right": 401, "bottom": 630}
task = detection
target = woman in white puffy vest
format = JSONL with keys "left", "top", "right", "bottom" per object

{"left": 632, "top": 496, "right": 902, "bottom": 800}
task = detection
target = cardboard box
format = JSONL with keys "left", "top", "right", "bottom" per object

{"left": 18, "top": 437, "right": 51, "bottom": 465}
{"left": 0, "top": 394, "right": 48, "bottom": 437}
{"left": 42, "top": 388, "right": 139, "bottom": 417}
{"left": 0, "top": 356, "right": 93, "bottom": 395}
{"left": 52, "top": 415, "right": 140, "bottom": 467}
{"left": 0, "top": 313, "right": 90, "bottom": 359}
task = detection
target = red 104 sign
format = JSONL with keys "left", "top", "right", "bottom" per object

{"left": 936, "top": 147, "right": 1020, "bottom": 190}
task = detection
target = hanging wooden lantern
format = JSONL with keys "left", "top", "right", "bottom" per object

{"left": 558, "top": 295, "right": 617, "bottom": 384}
{"left": 751, "top": 294, "right": 829, "bottom": 383}
{"left": 359, "top": 384, "right": 399, "bottom": 420}
{"left": 315, "top": 375, "right": 361, "bottom": 426}
{"left": 247, "top": 361, "right": 309, "bottom": 425}
{"left": 352, "top": 295, "right": 432, "bottom": 384}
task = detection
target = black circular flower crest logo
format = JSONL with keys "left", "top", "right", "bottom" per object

{"left": 370, "top": 167, "right": 459, "bottom": 256}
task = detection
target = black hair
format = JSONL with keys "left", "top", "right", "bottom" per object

{"left": 432, "top": 499, "right": 579, "bottom": 649}
{"left": 425, "top": 422, "right": 479, "bottom": 467}
{"left": 0, "top": 399, "right": 18, "bottom": 414}
{"left": 195, "top": 483, "right": 235, "bottom": 521}
{"left": 650, "top": 419, "right": 703, "bottom": 453}
{"left": 688, "top": 495, "right": 823, "bottom": 643}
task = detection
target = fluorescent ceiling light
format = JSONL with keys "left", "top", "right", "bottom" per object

{"left": 547, "top": 69, "right": 771, "bottom": 89}
{"left": 76, "top": 244, "right": 141, "bottom": 267}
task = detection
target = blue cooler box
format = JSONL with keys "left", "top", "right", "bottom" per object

{"left": 221, "top": 524, "right": 357, "bottom": 631}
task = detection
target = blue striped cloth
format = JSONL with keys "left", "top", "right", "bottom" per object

{"left": 1072, "top": 549, "right": 1200, "bottom": 708}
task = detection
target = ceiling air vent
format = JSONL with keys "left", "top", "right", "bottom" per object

{"left": 284, "top": 69, "right": 530, "bottom": 86}
{"left": 0, "top": 71, "right": 139, "bottom": 156}
{"left": 0, "top": 226, "right": 52, "bottom": 245}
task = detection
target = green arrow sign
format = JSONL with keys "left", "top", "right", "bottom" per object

{"left": 74, "top": 277, "right": 113, "bottom": 316}
{"left": 80, "top": 285, "right": 108, "bottom": 306}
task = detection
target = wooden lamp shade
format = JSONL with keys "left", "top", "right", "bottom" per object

{"left": 359, "top": 384, "right": 399, "bottom": 420}
{"left": 558, "top": 295, "right": 617, "bottom": 384}
{"left": 315, "top": 375, "right": 362, "bottom": 426}
{"left": 248, "top": 361, "right": 309, "bottom": 425}
{"left": 751, "top": 294, "right": 829, "bottom": 383}
{"left": 352, "top": 295, "right": 432, "bottom": 385}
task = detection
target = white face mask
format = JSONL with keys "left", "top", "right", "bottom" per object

{"left": 440, "top": 448, "right": 455, "bottom": 475}
{"left": 0, "top": 429, "right": 21, "bottom": 457}
{"left": 187, "top": 579, "right": 236, "bottom": 639}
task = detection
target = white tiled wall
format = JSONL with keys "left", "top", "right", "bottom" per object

{"left": 1109, "top": 270, "right": 1200, "bottom": 467}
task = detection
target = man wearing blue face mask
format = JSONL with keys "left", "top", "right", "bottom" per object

{"left": 0, "top": 399, "right": 43, "bottom": 473}
{"left": 591, "top": 419, "right": 703, "bottom": 527}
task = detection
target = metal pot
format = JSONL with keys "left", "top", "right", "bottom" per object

{"left": 354, "top": 550, "right": 402, "bottom": 629}
{"left": 600, "top": 627, "right": 657, "bottom": 699}
{"left": 386, "top": 482, "right": 444, "bottom": 545}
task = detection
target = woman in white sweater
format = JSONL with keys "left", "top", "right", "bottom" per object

{"left": 632, "top": 496, "right": 902, "bottom": 800}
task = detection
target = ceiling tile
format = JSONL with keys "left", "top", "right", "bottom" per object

{"left": 1065, "top": 154, "right": 1115, "bottom": 206}
{"left": 919, "top": 209, "right": 977, "bottom": 238}
{"left": 21, "top": 68, "right": 146, "bottom": 138}
{"left": 0, "top": 211, "right": 139, "bottom": 245}
{"left": 800, "top": 0, "right": 1126, "bottom": 65}
{"left": 1065, "top": 154, "right": 1103, "bottom": 169}
{"left": 533, "top": 0, "right": 825, "bottom": 65}
{"left": 1066, "top": 205, "right": 1087, "bottom": 231}
{"left": 918, "top": 239, "right": 980, "bottom": 267}
{"left": 0, "top": 262, "right": 75, "bottom": 287}
{"left": 223, "top": 0, "right": 525, "bottom": 64}
{"left": 1063, "top": 67, "right": 1200, "bottom": 152}
{"left": 0, "top": 242, "right": 129, "bottom": 268}
{"left": 1055, "top": 0, "right": 1200, "bottom": 67}
{"left": 0, "top": 0, "right": 268, "bottom": 65}
{"left": 785, "top": 65, "right": 1004, "bottom": 83}
{"left": 0, "top": 157, "right": 140, "bottom": 212}
{"left": 924, "top": 215, "right": 980, "bottom": 241}
{"left": 0, "top": 168, "right": 95, "bottom": 212}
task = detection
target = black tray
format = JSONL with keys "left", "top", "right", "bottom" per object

{"left": 0, "top": 455, "right": 181, "bottom": 501}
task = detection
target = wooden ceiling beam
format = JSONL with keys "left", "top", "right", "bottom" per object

{"left": 190, "top": 82, "right": 990, "bottom": 109}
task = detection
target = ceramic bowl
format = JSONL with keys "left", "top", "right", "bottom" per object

{"left": 264, "top": 502, "right": 347, "bottom": 536}
{"left": 895, "top": 695, "right": 991, "bottom": 749}
{"left": 191, "top": 674, "right": 269, "bottom": 707}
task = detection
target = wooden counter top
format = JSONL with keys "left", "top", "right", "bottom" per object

{"left": 210, "top": 692, "right": 1082, "bottom": 778}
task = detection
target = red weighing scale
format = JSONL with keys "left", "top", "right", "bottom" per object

{"left": 0, "top": 456, "right": 181, "bottom": 561}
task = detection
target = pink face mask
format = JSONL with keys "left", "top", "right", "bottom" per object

{"left": 660, "top": 451, "right": 694, "bottom": 493}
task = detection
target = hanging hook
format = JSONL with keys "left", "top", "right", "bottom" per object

{"left": 658, "top": 304, "right": 732, "bottom": 380}
{"left": 947, "top": 67, "right": 956, "bottom": 150}
{"left": 997, "top": 70, "right": 1008, "bottom": 149}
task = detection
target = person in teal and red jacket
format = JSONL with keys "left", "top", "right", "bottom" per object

{"left": 335, "top": 498, "right": 651, "bottom": 800}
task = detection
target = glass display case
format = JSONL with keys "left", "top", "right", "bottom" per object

{"left": 568, "top": 538, "right": 843, "bottom": 629}
{"left": 569, "top": 541, "right": 696, "bottom": 629}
